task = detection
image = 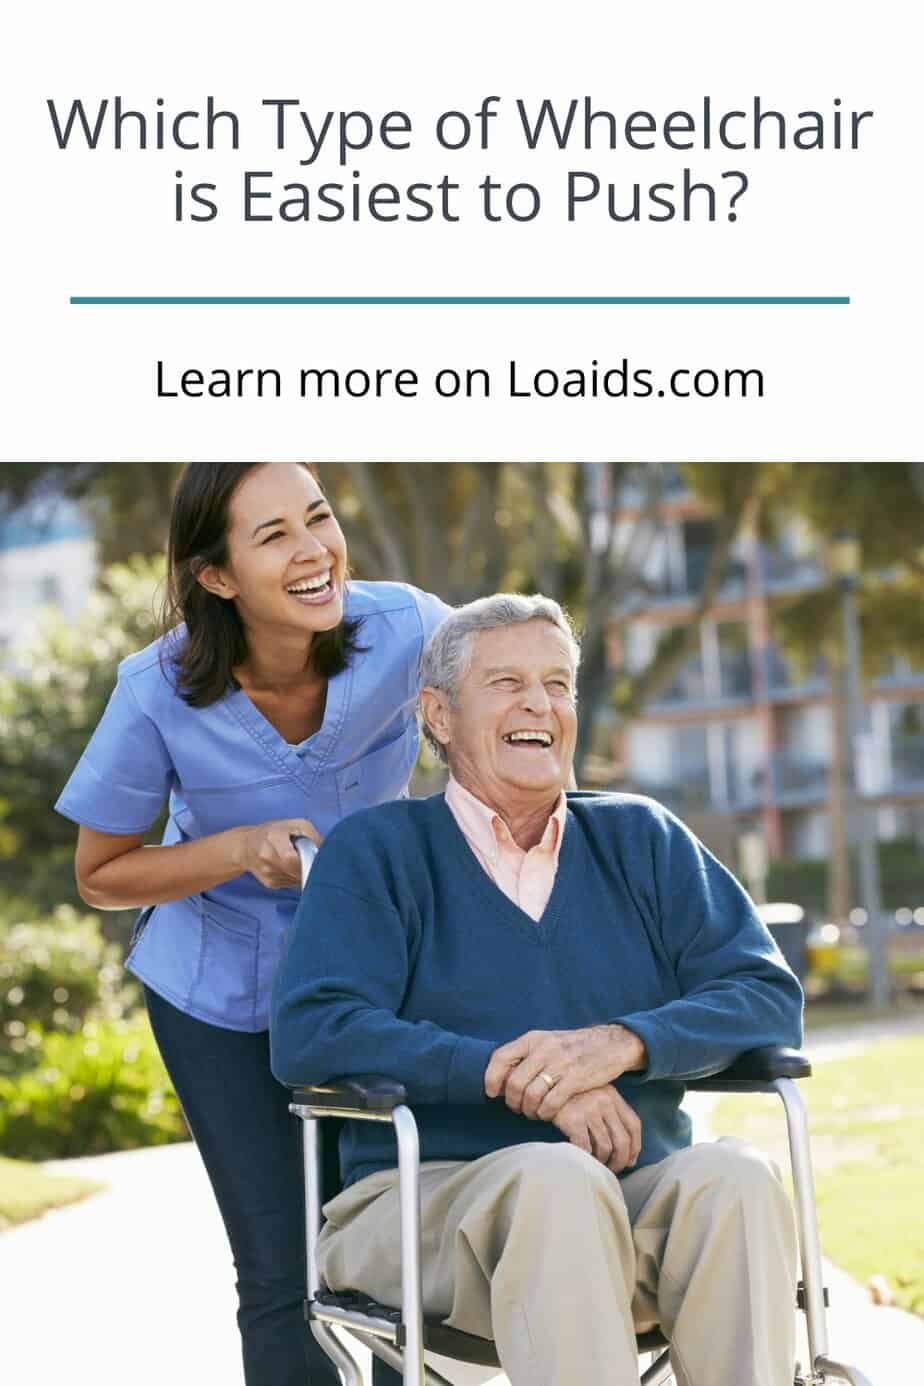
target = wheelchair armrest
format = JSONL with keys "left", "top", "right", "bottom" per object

{"left": 685, "top": 1045, "right": 811, "bottom": 1091}
{"left": 291, "top": 1075, "right": 408, "bottom": 1113}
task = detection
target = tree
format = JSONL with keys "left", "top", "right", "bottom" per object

{"left": 319, "top": 463, "right": 759, "bottom": 778}
{"left": 761, "top": 464, "right": 924, "bottom": 922}
{"left": 667, "top": 463, "right": 924, "bottom": 924}
{"left": 0, "top": 556, "right": 166, "bottom": 928}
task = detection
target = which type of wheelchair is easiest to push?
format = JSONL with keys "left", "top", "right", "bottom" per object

{"left": 288, "top": 837, "right": 874, "bottom": 1386}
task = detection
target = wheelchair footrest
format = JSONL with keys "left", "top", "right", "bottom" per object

{"left": 312, "top": 1288, "right": 404, "bottom": 1327}
{"left": 309, "top": 1289, "right": 504, "bottom": 1367}
{"left": 310, "top": 1289, "right": 408, "bottom": 1345}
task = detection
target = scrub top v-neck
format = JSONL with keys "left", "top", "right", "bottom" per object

{"left": 55, "top": 580, "right": 451, "bottom": 1032}
{"left": 221, "top": 654, "right": 354, "bottom": 801}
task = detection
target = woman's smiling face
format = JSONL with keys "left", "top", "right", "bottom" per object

{"left": 202, "top": 463, "right": 348, "bottom": 637}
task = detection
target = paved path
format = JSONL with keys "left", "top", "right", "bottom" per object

{"left": 0, "top": 1142, "right": 245, "bottom": 1386}
{"left": 2, "top": 1017, "right": 921, "bottom": 1385}
{"left": 0, "top": 1141, "right": 497, "bottom": 1386}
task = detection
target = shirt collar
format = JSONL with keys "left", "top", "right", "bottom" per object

{"left": 445, "top": 775, "right": 567, "bottom": 864}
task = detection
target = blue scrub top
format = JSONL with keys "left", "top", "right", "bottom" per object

{"left": 55, "top": 581, "right": 451, "bottom": 1031}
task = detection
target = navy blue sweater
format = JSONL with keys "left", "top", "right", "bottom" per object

{"left": 271, "top": 792, "right": 802, "bottom": 1187}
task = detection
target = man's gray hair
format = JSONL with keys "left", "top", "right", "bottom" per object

{"left": 419, "top": 593, "right": 581, "bottom": 764}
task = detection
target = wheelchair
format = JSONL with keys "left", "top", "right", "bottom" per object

{"left": 288, "top": 843, "right": 873, "bottom": 1386}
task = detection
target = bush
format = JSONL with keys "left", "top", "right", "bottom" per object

{"left": 0, "top": 1017, "right": 187, "bottom": 1159}
{"left": 767, "top": 837, "right": 924, "bottom": 915}
{"left": 0, "top": 906, "right": 139, "bottom": 1075}
{"left": 766, "top": 857, "right": 827, "bottom": 913}
{"left": 0, "top": 554, "right": 166, "bottom": 923}
{"left": 0, "top": 903, "right": 187, "bottom": 1158}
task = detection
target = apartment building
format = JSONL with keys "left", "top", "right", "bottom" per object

{"left": 595, "top": 470, "right": 924, "bottom": 876}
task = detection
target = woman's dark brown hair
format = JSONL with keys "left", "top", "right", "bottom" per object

{"left": 159, "top": 463, "right": 365, "bottom": 706}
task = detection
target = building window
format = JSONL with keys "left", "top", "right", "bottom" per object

{"left": 716, "top": 621, "right": 753, "bottom": 699}
{"left": 889, "top": 703, "right": 924, "bottom": 788}
{"left": 681, "top": 518, "right": 716, "bottom": 594}
{"left": 659, "top": 629, "right": 707, "bottom": 704}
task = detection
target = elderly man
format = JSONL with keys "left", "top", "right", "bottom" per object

{"left": 271, "top": 594, "right": 802, "bottom": 1386}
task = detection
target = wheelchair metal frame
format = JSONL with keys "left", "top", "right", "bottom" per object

{"left": 288, "top": 840, "right": 873, "bottom": 1386}
{"left": 290, "top": 1067, "right": 872, "bottom": 1386}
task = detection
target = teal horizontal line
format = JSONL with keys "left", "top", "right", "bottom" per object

{"left": 70, "top": 295, "right": 850, "bottom": 306}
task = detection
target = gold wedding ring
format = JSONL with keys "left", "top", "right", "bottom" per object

{"left": 539, "top": 1071, "right": 558, "bottom": 1091}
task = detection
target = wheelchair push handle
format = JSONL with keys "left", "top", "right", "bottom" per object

{"left": 292, "top": 834, "right": 318, "bottom": 889}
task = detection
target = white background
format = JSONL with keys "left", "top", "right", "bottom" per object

{"left": 2, "top": 0, "right": 921, "bottom": 460}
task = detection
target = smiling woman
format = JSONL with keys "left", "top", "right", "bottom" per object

{"left": 153, "top": 463, "right": 357, "bottom": 716}
{"left": 54, "top": 462, "right": 448, "bottom": 1386}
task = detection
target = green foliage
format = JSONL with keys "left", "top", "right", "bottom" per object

{"left": 862, "top": 574, "right": 924, "bottom": 674}
{"left": 0, "top": 555, "right": 166, "bottom": 918}
{"left": 681, "top": 461, "right": 782, "bottom": 519}
{"left": 0, "top": 904, "right": 185, "bottom": 1159}
{"left": 766, "top": 856, "right": 829, "bottom": 913}
{"left": 770, "top": 575, "right": 924, "bottom": 682}
{"left": 767, "top": 838, "right": 924, "bottom": 914}
{"left": 0, "top": 905, "right": 139, "bottom": 1074}
{"left": 771, "top": 585, "right": 841, "bottom": 679}
{"left": 877, "top": 837, "right": 924, "bottom": 906}
{"left": 774, "top": 463, "right": 924, "bottom": 573}
{"left": 0, "top": 1017, "right": 187, "bottom": 1159}
{"left": 319, "top": 462, "right": 583, "bottom": 606}
{"left": 746, "top": 463, "right": 924, "bottom": 674}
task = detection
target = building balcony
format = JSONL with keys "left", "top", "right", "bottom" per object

{"left": 873, "top": 670, "right": 924, "bottom": 695}
{"left": 757, "top": 549, "right": 825, "bottom": 594}
{"left": 646, "top": 653, "right": 753, "bottom": 715}
{"left": 631, "top": 562, "right": 750, "bottom": 614}
{"left": 767, "top": 752, "right": 830, "bottom": 808}
{"left": 763, "top": 646, "right": 829, "bottom": 702}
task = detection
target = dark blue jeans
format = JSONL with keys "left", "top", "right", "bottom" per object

{"left": 145, "top": 986, "right": 402, "bottom": 1386}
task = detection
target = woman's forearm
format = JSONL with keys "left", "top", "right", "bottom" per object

{"left": 79, "top": 828, "right": 249, "bottom": 910}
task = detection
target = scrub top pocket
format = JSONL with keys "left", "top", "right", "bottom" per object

{"left": 196, "top": 898, "right": 261, "bottom": 1030}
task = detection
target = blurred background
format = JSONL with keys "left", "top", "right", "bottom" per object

{"left": 1, "top": 459, "right": 923, "bottom": 1175}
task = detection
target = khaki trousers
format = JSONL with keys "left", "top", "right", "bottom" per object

{"left": 318, "top": 1137, "right": 798, "bottom": 1386}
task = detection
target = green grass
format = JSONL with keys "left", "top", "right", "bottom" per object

{"left": 712, "top": 1035, "right": 924, "bottom": 1316}
{"left": 0, "top": 1156, "right": 104, "bottom": 1229}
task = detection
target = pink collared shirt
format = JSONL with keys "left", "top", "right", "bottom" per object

{"left": 444, "top": 775, "right": 567, "bottom": 922}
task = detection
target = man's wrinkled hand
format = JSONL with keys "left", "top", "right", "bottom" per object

{"left": 484, "top": 1024, "right": 647, "bottom": 1119}
{"left": 553, "top": 1086, "right": 642, "bottom": 1173}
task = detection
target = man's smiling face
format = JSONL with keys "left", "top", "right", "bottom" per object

{"left": 430, "top": 619, "right": 577, "bottom": 808}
